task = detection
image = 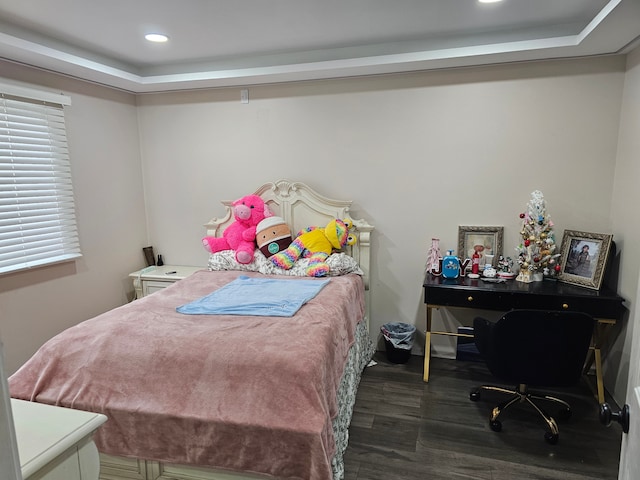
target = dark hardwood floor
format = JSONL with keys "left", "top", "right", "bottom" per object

{"left": 343, "top": 352, "right": 622, "bottom": 480}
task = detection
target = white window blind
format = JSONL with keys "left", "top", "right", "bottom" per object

{"left": 0, "top": 91, "right": 81, "bottom": 275}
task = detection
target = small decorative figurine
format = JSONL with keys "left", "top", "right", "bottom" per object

{"left": 497, "top": 255, "right": 516, "bottom": 279}
{"left": 482, "top": 263, "right": 497, "bottom": 278}
{"left": 471, "top": 248, "right": 480, "bottom": 275}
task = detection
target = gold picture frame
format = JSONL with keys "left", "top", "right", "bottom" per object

{"left": 457, "top": 226, "right": 503, "bottom": 269}
{"left": 558, "top": 230, "right": 613, "bottom": 290}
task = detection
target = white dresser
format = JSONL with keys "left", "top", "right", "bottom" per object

{"left": 129, "top": 265, "right": 203, "bottom": 298}
{"left": 12, "top": 399, "right": 107, "bottom": 480}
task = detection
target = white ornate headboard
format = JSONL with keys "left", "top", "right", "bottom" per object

{"left": 203, "top": 179, "right": 374, "bottom": 291}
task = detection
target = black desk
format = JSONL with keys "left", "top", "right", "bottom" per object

{"left": 423, "top": 274, "right": 625, "bottom": 403}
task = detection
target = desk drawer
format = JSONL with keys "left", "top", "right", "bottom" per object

{"left": 502, "top": 292, "right": 621, "bottom": 318}
{"left": 425, "top": 288, "right": 508, "bottom": 310}
{"left": 424, "top": 281, "right": 624, "bottom": 320}
{"left": 549, "top": 297, "right": 621, "bottom": 319}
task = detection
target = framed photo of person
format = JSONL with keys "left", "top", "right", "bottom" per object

{"left": 457, "top": 226, "right": 503, "bottom": 269}
{"left": 558, "top": 230, "right": 613, "bottom": 290}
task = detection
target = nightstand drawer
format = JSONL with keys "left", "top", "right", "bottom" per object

{"left": 143, "top": 280, "right": 174, "bottom": 296}
{"left": 130, "top": 265, "right": 203, "bottom": 298}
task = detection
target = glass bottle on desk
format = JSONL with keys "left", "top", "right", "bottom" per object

{"left": 471, "top": 250, "right": 480, "bottom": 274}
{"left": 441, "top": 250, "right": 460, "bottom": 279}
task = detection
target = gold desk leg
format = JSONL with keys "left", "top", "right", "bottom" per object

{"left": 584, "top": 320, "right": 614, "bottom": 404}
{"left": 594, "top": 347, "right": 605, "bottom": 404}
{"left": 423, "top": 305, "right": 432, "bottom": 382}
{"left": 593, "top": 321, "right": 614, "bottom": 404}
{"left": 583, "top": 345, "right": 595, "bottom": 373}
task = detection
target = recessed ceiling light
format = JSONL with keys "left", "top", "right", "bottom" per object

{"left": 478, "top": 0, "right": 503, "bottom": 3}
{"left": 145, "top": 33, "right": 169, "bottom": 43}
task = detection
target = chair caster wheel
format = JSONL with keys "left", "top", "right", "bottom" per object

{"left": 544, "top": 432, "right": 559, "bottom": 444}
{"left": 470, "top": 389, "right": 481, "bottom": 401}
{"left": 490, "top": 420, "right": 502, "bottom": 432}
{"left": 557, "top": 407, "right": 571, "bottom": 421}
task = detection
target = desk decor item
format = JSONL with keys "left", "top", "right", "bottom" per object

{"left": 471, "top": 248, "right": 480, "bottom": 274}
{"left": 497, "top": 256, "right": 516, "bottom": 279}
{"left": 557, "top": 230, "right": 613, "bottom": 290}
{"left": 515, "top": 190, "right": 560, "bottom": 283}
{"left": 458, "top": 226, "right": 503, "bottom": 272}
{"left": 482, "top": 254, "right": 496, "bottom": 277}
{"left": 441, "top": 250, "right": 460, "bottom": 279}
{"left": 425, "top": 237, "right": 442, "bottom": 275}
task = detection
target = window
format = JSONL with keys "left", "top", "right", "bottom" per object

{"left": 0, "top": 85, "right": 81, "bottom": 275}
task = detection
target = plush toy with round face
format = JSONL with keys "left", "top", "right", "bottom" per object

{"left": 270, "top": 218, "right": 356, "bottom": 276}
{"left": 255, "top": 216, "right": 292, "bottom": 258}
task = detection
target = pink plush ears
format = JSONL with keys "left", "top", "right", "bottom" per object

{"left": 231, "top": 194, "right": 273, "bottom": 221}
{"left": 263, "top": 203, "right": 273, "bottom": 219}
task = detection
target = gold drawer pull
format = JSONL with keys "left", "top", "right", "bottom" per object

{"left": 562, "top": 303, "right": 569, "bottom": 309}
{"left": 467, "top": 296, "right": 474, "bottom": 302}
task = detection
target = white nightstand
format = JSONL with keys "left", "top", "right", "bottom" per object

{"left": 12, "top": 399, "right": 107, "bottom": 480}
{"left": 129, "top": 265, "right": 203, "bottom": 298}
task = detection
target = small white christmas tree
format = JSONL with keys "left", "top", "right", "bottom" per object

{"left": 515, "top": 190, "right": 560, "bottom": 282}
{"left": 425, "top": 238, "right": 442, "bottom": 275}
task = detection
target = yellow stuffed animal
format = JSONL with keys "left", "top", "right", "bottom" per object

{"left": 270, "top": 219, "right": 356, "bottom": 276}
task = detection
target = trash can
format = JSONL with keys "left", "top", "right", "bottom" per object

{"left": 381, "top": 322, "right": 416, "bottom": 364}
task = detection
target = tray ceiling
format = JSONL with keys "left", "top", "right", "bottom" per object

{"left": 0, "top": 0, "right": 639, "bottom": 93}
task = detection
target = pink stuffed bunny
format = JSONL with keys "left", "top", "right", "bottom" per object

{"left": 202, "top": 194, "right": 272, "bottom": 264}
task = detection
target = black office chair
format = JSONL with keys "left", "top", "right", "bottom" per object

{"left": 469, "top": 309, "right": 595, "bottom": 444}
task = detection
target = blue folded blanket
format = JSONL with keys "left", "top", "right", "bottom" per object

{"left": 176, "top": 275, "right": 330, "bottom": 317}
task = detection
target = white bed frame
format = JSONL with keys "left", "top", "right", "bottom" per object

{"left": 205, "top": 179, "right": 373, "bottom": 290}
{"left": 99, "top": 179, "right": 374, "bottom": 480}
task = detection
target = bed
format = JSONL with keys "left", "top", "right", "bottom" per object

{"left": 9, "top": 179, "right": 375, "bottom": 480}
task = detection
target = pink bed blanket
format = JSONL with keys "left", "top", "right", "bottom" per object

{"left": 9, "top": 270, "right": 366, "bottom": 480}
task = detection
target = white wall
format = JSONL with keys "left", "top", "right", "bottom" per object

{"left": 0, "top": 61, "right": 148, "bottom": 375}
{"left": 136, "top": 56, "right": 628, "bottom": 397}
{"left": 611, "top": 46, "right": 640, "bottom": 409}
{"left": 0, "top": 53, "right": 635, "bottom": 407}
{"left": 613, "top": 45, "right": 640, "bottom": 477}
